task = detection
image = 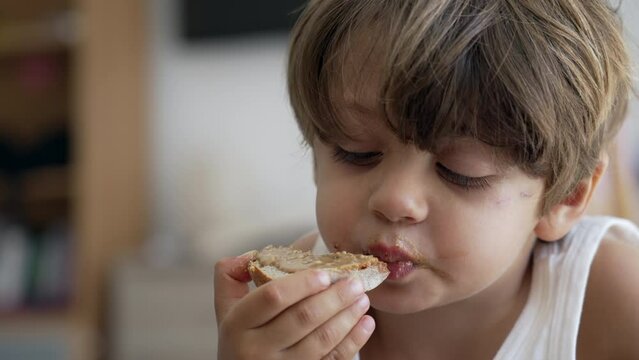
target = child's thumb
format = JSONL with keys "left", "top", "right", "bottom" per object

{"left": 214, "top": 251, "right": 257, "bottom": 324}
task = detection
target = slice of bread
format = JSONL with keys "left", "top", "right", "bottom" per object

{"left": 247, "top": 245, "right": 389, "bottom": 291}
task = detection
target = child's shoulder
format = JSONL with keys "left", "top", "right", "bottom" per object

{"left": 578, "top": 229, "right": 639, "bottom": 359}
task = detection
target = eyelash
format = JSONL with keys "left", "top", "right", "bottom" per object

{"left": 332, "top": 147, "right": 382, "bottom": 166}
{"left": 435, "top": 163, "right": 492, "bottom": 191}
{"left": 332, "top": 147, "right": 492, "bottom": 191}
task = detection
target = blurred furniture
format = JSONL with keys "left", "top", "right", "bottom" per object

{"left": 587, "top": 142, "right": 639, "bottom": 222}
{"left": 0, "top": 0, "right": 148, "bottom": 359}
{"left": 110, "top": 258, "right": 218, "bottom": 360}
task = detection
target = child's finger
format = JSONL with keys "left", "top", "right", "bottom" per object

{"left": 214, "top": 252, "right": 255, "bottom": 325}
{"left": 285, "top": 293, "right": 371, "bottom": 358}
{"left": 259, "top": 277, "right": 366, "bottom": 349}
{"left": 321, "top": 315, "right": 376, "bottom": 360}
{"left": 231, "top": 269, "right": 332, "bottom": 329}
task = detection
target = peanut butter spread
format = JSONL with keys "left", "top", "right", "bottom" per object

{"left": 256, "top": 245, "right": 382, "bottom": 273}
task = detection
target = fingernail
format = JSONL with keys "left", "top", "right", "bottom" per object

{"left": 316, "top": 271, "right": 331, "bottom": 287}
{"left": 239, "top": 250, "right": 257, "bottom": 259}
{"left": 361, "top": 315, "right": 375, "bottom": 334}
{"left": 348, "top": 277, "right": 364, "bottom": 296}
{"left": 355, "top": 294, "right": 370, "bottom": 310}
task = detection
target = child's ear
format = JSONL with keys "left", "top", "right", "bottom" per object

{"left": 534, "top": 154, "right": 609, "bottom": 242}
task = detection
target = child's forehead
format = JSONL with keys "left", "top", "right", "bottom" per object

{"left": 312, "top": 16, "right": 520, "bottom": 168}
{"left": 324, "top": 55, "right": 389, "bottom": 139}
{"left": 326, "top": 27, "right": 387, "bottom": 102}
{"left": 325, "top": 95, "right": 510, "bottom": 162}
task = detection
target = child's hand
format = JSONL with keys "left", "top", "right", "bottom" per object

{"left": 214, "top": 254, "right": 375, "bottom": 360}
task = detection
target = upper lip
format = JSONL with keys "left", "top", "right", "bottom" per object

{"left": 366, "top": 243, "right": 419, "bottom": 263}
{"left": 366, "top": 241, "right": 447, "bottom": 279}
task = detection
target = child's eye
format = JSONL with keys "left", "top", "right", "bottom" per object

{"left": 332, "top": 147, "right": 382, "bottom": 166}
{"left": 436, "top": 163, "right": 492, "bottom": 191}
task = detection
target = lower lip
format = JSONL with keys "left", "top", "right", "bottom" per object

{"left": 386, "top": 261, "right": 414, "bottom": 280}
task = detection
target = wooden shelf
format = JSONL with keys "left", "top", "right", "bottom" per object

{"left": 0, "top": 308, "right": 70, "bottom": 327}
{"left": 0, "top": 12, "right": 76, "bottom": 56}
{"left": 0, "top": 0, "right": 148, "bottom": 359}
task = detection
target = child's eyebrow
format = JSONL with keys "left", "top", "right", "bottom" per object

{"left": 434, "top": 137, "right": 517, "bottom": 172}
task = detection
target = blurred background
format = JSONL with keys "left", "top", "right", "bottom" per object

{"left": 0, "top": 0, "right": 637, "bottom": 359}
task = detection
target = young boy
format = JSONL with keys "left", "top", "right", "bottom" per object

{"left": 215, "top": 0, "right": 639, "bottom": 359}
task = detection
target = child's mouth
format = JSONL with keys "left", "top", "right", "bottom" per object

{"left": 365, "top": 241, "right": 441, "bottom": 280}
{"left": 366, "top": 243, "right": 424, "bottom": 280}
{"left": 385, "top": 260, "right": 415, "bottom": 280}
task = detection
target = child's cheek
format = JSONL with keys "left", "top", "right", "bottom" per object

{"left": 490, "top": 183, "right": 540, "bottom": 210}
{"left": 494, "top": 196, "right": 513, "bottom": 207}
{"left": 315, "top": 190, "right": 353, "bottom": 252}
{"left": 488, "top": 187, "right": 515, "bottom": 208}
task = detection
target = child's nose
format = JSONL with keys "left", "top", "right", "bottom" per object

{"left": 368, "top": 167, "right": 429, "bottom": 225}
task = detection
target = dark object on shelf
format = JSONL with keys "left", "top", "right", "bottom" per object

{"left": 0, "top": 128, "right": 70, "bottom": 228}
{"left": 180, "top": 0, "right": 306, "bottom": 40}
{"left": 0, "top": 127, "right": 70, "bottom": 175}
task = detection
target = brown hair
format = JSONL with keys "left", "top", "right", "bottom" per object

{"left": 288, "top": 0, "right": 632, "bottom": 213}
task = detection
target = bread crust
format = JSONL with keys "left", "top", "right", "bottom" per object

{"left": 247, "top": 261, "right": 274, "bottom": 287}
{"left": 247, "top": 245, "right": 389, "bottom": 291}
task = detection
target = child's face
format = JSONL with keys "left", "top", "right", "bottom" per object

{"left": 313, "top": 98, "right": 546, "bottom": 314}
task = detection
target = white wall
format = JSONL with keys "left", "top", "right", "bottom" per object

{"left": 603, "top": 0, "right": 639, "bottom": 221}
{"left": 620, "top": 0, "right": 639, "bottom": 160}
{"left": 148, "top": 0, "right": 316, "bottom": 263}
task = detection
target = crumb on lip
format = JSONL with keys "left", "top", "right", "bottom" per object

{"left": 367, "top": 241, "right": 450, "bottom": 278}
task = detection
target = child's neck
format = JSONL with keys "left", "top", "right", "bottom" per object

{"left": 363, "top": 245, "right": 534, "bottom": 360}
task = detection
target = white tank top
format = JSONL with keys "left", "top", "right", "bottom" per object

{"left": 312, "top": 216, "right": 639, "bottom": 360}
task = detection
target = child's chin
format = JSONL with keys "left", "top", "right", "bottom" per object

{"left": 368, "top": 285, "right": 443, "bottom": 314}
{"left": 370, "top": 299, "right": 438, "bottom": 315}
